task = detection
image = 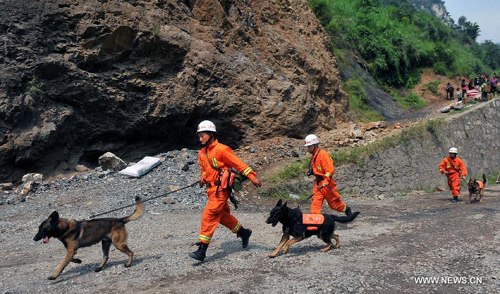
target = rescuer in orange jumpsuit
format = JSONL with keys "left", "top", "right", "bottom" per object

{"left": 189, "top": 120, "right": 262, "bottom": 262}
{"left": 304, "top": 134, "right": 352, "bottom": 216}
{"left": 439, "top": 147, "right": 467, "bottom": 202}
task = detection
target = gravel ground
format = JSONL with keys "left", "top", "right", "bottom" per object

{"left": 1, "top": 153, "right": 499, "bottom": 294}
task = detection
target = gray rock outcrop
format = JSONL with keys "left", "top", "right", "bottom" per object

{"left": 0, "top": 0, "right": 347, "bottom": 181}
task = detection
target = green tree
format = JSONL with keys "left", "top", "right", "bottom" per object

{"left": 480, "top": 40, "right": 500, "bottom": 69}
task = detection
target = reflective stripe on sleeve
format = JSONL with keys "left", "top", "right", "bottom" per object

{"left": 242, "top": 167, "right": 252, "bottom": 176}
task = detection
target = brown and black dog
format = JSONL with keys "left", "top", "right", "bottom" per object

{"left": 467, "top": 174, "right": 487, "bottom": 204}
{"left": 33, "top": 196, "right": 144, "bottom": 280}
{"left": 266, "top": 199, "right": 359, "bottom": 258}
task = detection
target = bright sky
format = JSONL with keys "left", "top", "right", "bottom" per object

{"left": 444, "top": 0, "right": 500, "bottom": 43}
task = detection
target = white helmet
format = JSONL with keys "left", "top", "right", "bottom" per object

{"left": 449, "top": 147, "right": 458, "bottom": 154}
{"left": 197, "top": 120, "right": 216, "bottom": 133}
{"left": 304, "top": 134, "right": 319, "bottom": 146}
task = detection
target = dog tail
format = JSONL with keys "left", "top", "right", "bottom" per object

{"left": 483, "top": 174, "right": 487, "bottom": 185}
{"left": 122, "top": 196, "right": 145, "bottom": 223}
{"left": 332, "top": 211, "right": 360, "bottom": 223}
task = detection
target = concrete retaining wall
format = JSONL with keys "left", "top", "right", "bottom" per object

{"left": 335, "top": 99, "right": 500, "bottom": 196}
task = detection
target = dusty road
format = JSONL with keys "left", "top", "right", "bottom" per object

{"left": 1, "top": 185, "right": 499, "bottom": 294}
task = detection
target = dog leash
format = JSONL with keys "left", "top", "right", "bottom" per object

{"left": 297, "top": 185, "right": 326, "bottom": 207}
{"left": 89, "top": 181, "right": 199, "bottom": 219}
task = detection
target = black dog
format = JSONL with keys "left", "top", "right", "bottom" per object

{"left": 33, "top": 197, "right": 144, "bottom": 280}
{"left": 266, "top": 199, "right": 359, "bottom": 258}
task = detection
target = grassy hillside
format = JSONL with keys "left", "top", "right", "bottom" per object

{"left": 309, "top": 0, "right": 498, "bottom": 89}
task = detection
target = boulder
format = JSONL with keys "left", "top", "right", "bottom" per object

{"left": 1, "top": 183, "right": 14, "bottom": 191}
{"left": 20, "top": 173, "right": 43, "bottom": 196}
{"left": 98, "top": 152, "right": 127, "bottom": 171}
{"left": 75, "top": 164, "right": 90, "bottom": 172}
{"left": 22, "top": 173, "right": 43, "bottom": 183}
{"left": 365, "top": 121, "right": 387, "bottom": 131}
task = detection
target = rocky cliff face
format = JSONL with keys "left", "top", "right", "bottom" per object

{"left": 411, "top": 0, "right": 453, "bottom": 25}
{"left": 0, "top": 0, "right": 346, "bottom": 181}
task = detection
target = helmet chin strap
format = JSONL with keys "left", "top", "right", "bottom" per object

{"left": 200, "top": 133, "right": 215, "bottom": 147}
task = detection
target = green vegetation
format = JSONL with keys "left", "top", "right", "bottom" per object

{"left": 487, "top": 172, "right": 499, "bottom": 185}
{"left": 308, "top": 0, "right": 498, "bottom": 88}
{"left": 424, "top": 80, "right": 440, "bottom": 95}
{"left": 267, "top": 159, "right": 310, "bottom": 184}
{"left": 392, "top": 91, "right": 427, "bottom": 110}
{"left": 26, "top": 77, "right": 43, "bottom": 97}
{"left": 151, "top": 26, "right": 160, "bottom": 37}
{"left": 344, "top": 78, "right": 384, "bottom": 122}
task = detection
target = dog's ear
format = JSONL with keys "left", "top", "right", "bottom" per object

{"left": 49, "top": 211, "right": 59, "bottom": 223}
{"left": 276, "top": 199, "right": 283, "bottom": 207}
{"left": 283, "top": 201, "right": 287, "bottom": 208}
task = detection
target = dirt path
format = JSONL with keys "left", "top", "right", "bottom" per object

{"left": 1, "top": 185, "right": 499, "bottom": 294}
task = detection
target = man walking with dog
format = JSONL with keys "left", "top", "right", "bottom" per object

{"left": 190, "top": 120, "right": 262, "bottom": 262}
{"left": 304, "top": 134, "right": 352, "bottom": 216}
{"left": 439, "top": 147, "right": 467, "bottom": 202}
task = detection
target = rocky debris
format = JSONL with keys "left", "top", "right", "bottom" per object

{"left": 0, "top": 0, "right": 347, "bottom": 182}
{"left": 365, "top": 121, "right": 387, "bottom": 131}
{"left": 6, "top": 149, "right": 207, "bottom": 209}
{"left": 75, "top": 164, "right": 90, "bottom": 172}
{"left": 22, "top": 173, "right": 43, "bottom": 183}
{"left": 440, "top": 101, "right": 465, "bottom": 113}
{"left": 20, "top": 173, "right": 43, "bottom": 196}
{"left": 350, "top": 124, "right": 364, "bottom": 139}
{"left": 98, "top": 152, "right": 127, "bottom": 171}
{"left": 1, "top": 183, "right": 14, "bottom": 191}
{"left": 236, "top": 121, "right": 403, "bottom": 172}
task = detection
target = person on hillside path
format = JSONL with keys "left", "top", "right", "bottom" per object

{"left": 445, "top": 82, "right": 454, "bottom": 100}
{"left": 304, "top": 134, "right": 353, "bottom": 215}
{"left": 490, "top": 74, "right": 497, "bottom": 99}
{"left": 456, "top": 88, "right": 463, "bottom": 102}
{"left": 439, "top": 147, "right": 467, "bottom": 202}
{"left": 480, "top": 80, "right": 489, "bottom": 102}
{"left": 189, "top": 120, "right": 262, "bottom": 262}
{"left": 461, "top": 79, "right": 468, "bottom": 98}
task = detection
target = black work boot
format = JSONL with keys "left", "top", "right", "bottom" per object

{"left": 189, "top": 243, "right": 208, "bottom": 261}
{"left": 345, "top": 206, "right": 352, "bottom": 216}
{"left": 237, "top": 228, "right": 252, "bottom": 248}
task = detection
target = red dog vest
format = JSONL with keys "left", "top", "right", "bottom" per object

{"left": 303, "top": 214, "right": 325, "bottom": 230}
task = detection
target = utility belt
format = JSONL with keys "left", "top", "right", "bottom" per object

{"left": 205, "top": 180, "right": 221, "bottom": 188}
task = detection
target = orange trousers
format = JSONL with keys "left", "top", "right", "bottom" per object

{"left": 310, "top": 180, "right": 346, "bottom": 214}
{"left": 446, "top": 172, "right": 461, "bottom": 197}
{"left": 198, "top": 187, "right": 241, "bottom": 244}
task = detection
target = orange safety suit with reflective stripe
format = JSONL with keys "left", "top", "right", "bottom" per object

{"left": 439, "top": 156, "right": 467, "bottom": 197}
{"left": 310, "top": 148, "right": 346, "bottom": 214}
{"left": 197, "top": 139, "right": 257, "bottom": 244}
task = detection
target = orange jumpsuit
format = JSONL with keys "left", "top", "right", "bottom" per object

{"left": 310, "top": 148, "right": 346, "bottom": 214}
{"left": 197, "top": 139, "right": 256, "bottom": 245}
{"left": 439, "top": 156, "right": 467, "bottom": 197}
